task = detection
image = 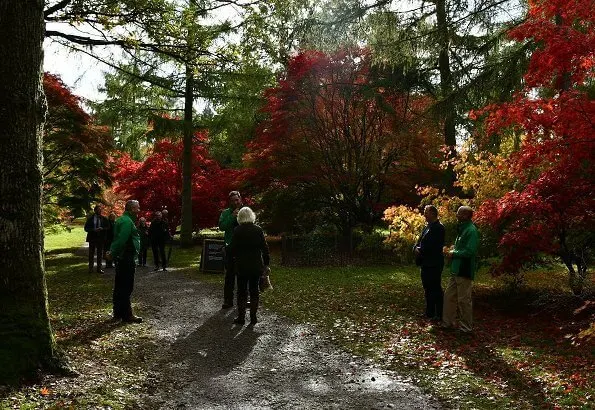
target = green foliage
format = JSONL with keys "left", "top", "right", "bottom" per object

{"left": 92, "top": 59, "right": 179, "bottom": 160}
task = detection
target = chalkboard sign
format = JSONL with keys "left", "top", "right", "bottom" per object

{"left": 199, "top": 239, "right": 226, "bottom": 273}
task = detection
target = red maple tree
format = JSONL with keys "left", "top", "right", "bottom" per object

{"left": 245, "top": 48, "right": 443, "bottom": 233}
{"left": 43, "top": 73, "right": 113, "bottom": 219}
{"left": 112, "top": 133, "right": 243, "bottom": 233}
{"left": 474, "top": 0, "right": 595, "bottom": 293}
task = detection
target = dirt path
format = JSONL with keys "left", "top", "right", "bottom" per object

{"left": 129, "top": 265, "right": 440, "bottom": 409}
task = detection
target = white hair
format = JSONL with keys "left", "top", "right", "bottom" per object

{"left": 237, "top": 206, "right": 256, "bottom": 224}
{"left": 125, "top": 200, "right": 139, "bottom": 211}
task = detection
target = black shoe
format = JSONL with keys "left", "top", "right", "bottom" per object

{"left": 97, "top": 269, "right": 105, "bottom": 274}
{"left": 222, "top": 303, "right": 233, "bottom": 309}
{"left": 123, "top": 315, "right": 143, "bottom": 323}
{"left": 153, "top": 266, "right": 160, "bottom": 271}
{"left": 162, "top": 267, "right": 167, "bottom": 272}
{"left": 233, "top": 317, "right": 245, "bottom": 325}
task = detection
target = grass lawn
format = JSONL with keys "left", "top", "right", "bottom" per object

{"left": 1, "top": 226, "right": 157, "bottom": 409}
{"left": 2, "top": 230, "right": 593, "bottom": 409}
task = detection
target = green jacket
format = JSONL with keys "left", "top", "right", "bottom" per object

{"left": 110, "top": 211, "right": 140, "bottom": 259}
{"left": 450, "top": 220, "right": 479, "bottom": 280}
{"left": 218, "top": 207, "right": 238, "bottom": 246}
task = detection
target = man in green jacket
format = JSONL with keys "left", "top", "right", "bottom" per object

{"left": 106, "top": 200, "right": 142, "bottom": 323}
{"left": 442, "top": 206, "right": 479, "bottom": 333}
{"left": 219, "top": 191, "right": 242, "bottom": 309}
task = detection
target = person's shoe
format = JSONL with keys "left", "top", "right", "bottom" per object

{"left": 153, "top": 266, "right": 160, "bottom": 271}
{"left": 122, "top": 315, "right": 143, "bottom": 323}
{"left": 162, "top": 267, "right": 167, "bottom": 272}
{"left": 97, "top": 269, "right": 105, "bottom": 274}
{"left": 233, "top": 317, "right": 245, "bottom": 325}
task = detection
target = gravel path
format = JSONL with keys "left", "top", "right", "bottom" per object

{"left": 130, "top": 265, "right": 440, "bottom": 410}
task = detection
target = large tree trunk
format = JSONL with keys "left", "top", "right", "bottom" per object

{"left": 435, "top": 0, "right": 457, "bottom": 190}
{"left": 180, "top": 64, "right": 194, "bottom": 247}
{"left": 0, "top": 0, "right": 56, "bottom": 383}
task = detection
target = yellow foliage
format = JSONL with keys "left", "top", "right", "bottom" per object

{"left": 383, "top": 205, "right": 425, "bottom": 261}
{"left": 454, "top": 146, "right": 515, "bottom": 205}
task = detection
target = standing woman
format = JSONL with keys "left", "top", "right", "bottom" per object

{"left": 228, "top": 207, "right": 270, "bottom": 325}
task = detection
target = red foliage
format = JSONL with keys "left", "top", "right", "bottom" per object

{"left": 42, "top": 73, "right": 113, "bottom": 217}
{"left": 245, "top": 48, "right": 443, "bottom": 231}
{"left": 474, "top": 0, "right": 595, "bottom": 278}
{"left": 112, "top": 133, "right": 243, "bottom": 232}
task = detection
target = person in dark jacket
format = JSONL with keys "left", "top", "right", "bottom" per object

{"left": 104, "top": 212, "right": 116, "bottom": 268}
{"left": 106, "top": 200, "right": 142, "bottom": 323}
{"left": 413, "top": 205, "right": 446, "bottom": 321}
{"left": 137, "top": 217, "right": 149, "bottom": 267}
{"left": 149, "top": 211, "right": 170, "bottom": 271}
{"left": 227, "top": 206, "right": 270, "bottom": 325}
{"left": 84, "top": 205, "right": 108, "bottom": 273}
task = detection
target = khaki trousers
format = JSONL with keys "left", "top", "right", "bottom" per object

{"left": 443, "top": 276, "right": 473, "bottom": 332}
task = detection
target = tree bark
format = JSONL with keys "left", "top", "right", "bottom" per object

{"left": 180, "top": 64, "right": 194, "bottom": 247}
{"left": 435, "top": 0, "right": 457, "bottom": 190}
{"left": 0, "top": 0, "right": 57, "bottom": 383}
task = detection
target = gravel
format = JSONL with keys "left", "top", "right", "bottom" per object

{"left": 131, "top": 266, "right": 440, "bottom": 409}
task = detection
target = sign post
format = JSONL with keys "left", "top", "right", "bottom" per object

{"left": 199, "top": 239, "right": 226, "bottom": 273}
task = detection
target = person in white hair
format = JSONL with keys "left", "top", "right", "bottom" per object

{"left": 227, "top": 206, "right": 270, "bottom": 325}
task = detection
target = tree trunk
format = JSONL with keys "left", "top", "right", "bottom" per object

{"left": 0, "top": 0, "right": 56, "bottom": 383}
{"left": 435, "top": 0, "right": 457, "bottom": 190}
{"left": 180, "top": 64, "right": 194, "bottom": 247}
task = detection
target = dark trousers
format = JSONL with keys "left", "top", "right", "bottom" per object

{"left": 88, "top": 240, "right": 104, "bottom": 272}
{"left": 151, "top": 241, "right": 167, "bottom": 268}
{"left": 105, "top": 240, "right": 113, "bottom": 268}
{"left": 237, "top": 271, "right": 260, "bottom": 317}
{"left": 223, "top": 245, "right": 235, "bottom": 304}
{"left": 113, "top": 256, "right": 136, "bottom": 319}
{"left": 139, "top": 245, "right": 148, "bottom": 266}
{"left": 421, "top": 265, "right": 444, "bottom": 319}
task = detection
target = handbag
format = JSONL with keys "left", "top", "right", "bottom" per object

{"left": 260, "top": 267, "right": 273, "bottom": 291}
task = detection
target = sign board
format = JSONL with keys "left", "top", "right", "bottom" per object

{"left": 199, "top": 239, "right": 226, "bottom": 273}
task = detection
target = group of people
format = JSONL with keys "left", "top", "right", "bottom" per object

{"left": 85, "top": 206, "right": 172, "bottom": 273}
{"left": 413, "top": 205, "right": 480, "bottom": 333}
{"left": 86, "top": 192, "right": 478, "bottom": 332}
{"left": 219, "top": 191, "right": 270, "bottom": 326}
{"left": 84, "top": 206, "right": 116, "bottom": 274}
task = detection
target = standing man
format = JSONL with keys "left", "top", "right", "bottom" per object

{"left": 149, "top": 211, "right": 170, "bottom": 272}
{"left": 106, "top": 200, "right": 142, "bottom": 323}
{"left": 84, "top": 205, "right": 108, "bottom": 273}
{"left": 219, "top": 191, "right": 242, "bottom": 309}
{"left": 414, "top": 205, "right": 445, "bottom": 321}
{"left": 442, "top": 206, "right": 480, "bottom": 333}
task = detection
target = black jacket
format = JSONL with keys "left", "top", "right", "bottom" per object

{"left": 415, "top": 220, "right": 445, "bottom": 268}
{"left": 84, "top": 214, "right": 109, "bottom": 243}
{"left": 228, "top": 223, "right": 270, "bottom": 275}
{"left": 148, "top": 219, "right": 170, "bottom": 244}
